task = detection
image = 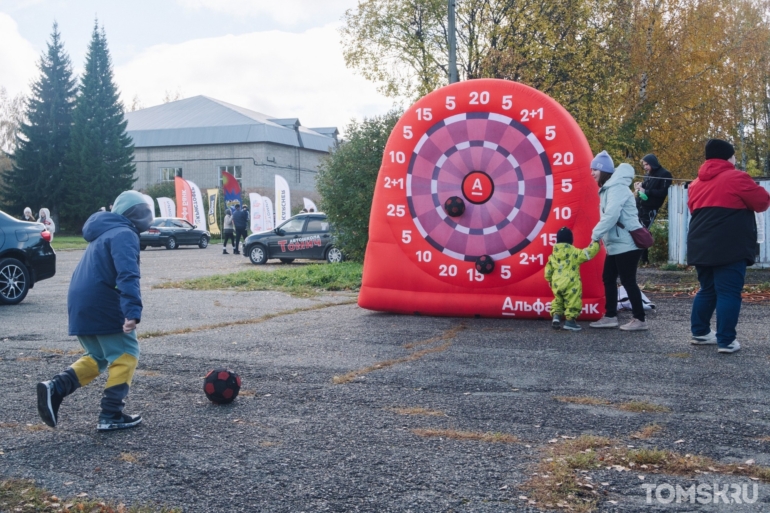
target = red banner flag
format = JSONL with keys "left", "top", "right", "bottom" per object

{"left": 175, "top": 176, "right": 194, "bottom": 224}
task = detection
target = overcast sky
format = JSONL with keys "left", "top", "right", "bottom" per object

{"left": 0, "top": 0, "right": 395, "bottom": 133}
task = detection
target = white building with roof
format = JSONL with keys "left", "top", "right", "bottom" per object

{"left": 125, "top": 96, "right": 338, "bottom": 206}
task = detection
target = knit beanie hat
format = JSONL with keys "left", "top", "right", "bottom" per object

{"left": 590, "top": 151, "right": 614, "bottom": 173}
{"left": 641, "top": 154, "right": 660, "bottom": 170}
{"left": 705, "top": 139, "right": 735, "bottom": 161}
{"left": 112, "top": 191, "right": 153, "bottom": 233}
{"left": 556, "top": 226, "right": 573, "bottom": 245}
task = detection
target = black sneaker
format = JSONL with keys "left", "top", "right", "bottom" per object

{"left": 552, "top": 314, "right": 561, "bottom": 329}
{"left": 222, "top": 249, "right": 229, "bottom": 254}
{"left": 97, "top": 412, "right": 142, "bottom": 432}
{"left": 37, "top": 381, "right": 63, "bottom": 428}
{"left": 233, "top": 250, "right": 240, "bottom": 255}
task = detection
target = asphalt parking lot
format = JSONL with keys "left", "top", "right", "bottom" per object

{"left": 2, "top": 245, "right": 770, "bottom": 512}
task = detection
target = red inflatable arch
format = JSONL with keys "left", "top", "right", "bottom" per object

{"left": 358, "top": 79, "right": 605, "bottom": 319}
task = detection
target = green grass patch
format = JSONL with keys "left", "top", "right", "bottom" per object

{"left": 155, "top": 262, "right": 362, "bottom": 297}
{"left": 50, "top": 235, "right": 89, "bottom": 251}
{"left": 0, "top": 478, "right": 180, "bottom": 512}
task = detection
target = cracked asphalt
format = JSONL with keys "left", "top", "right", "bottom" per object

{"left": 2, "top": 246, "right": 770, "bottom": 512}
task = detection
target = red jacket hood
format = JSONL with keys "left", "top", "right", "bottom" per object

{"left": 697, "top": 159, "right": 735, "bottom": 181}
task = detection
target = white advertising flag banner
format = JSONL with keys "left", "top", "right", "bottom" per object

{"left": 275, "top": 174, "right": 291, "bottom": 223}
{"left": 187, "top": 180, "right": 206, "bottom": 228}
{"left": 141, "top": 194, "right": 156, "bottom": 219}
{"left": 249, "top": 193, "right": 265, "bottom": 233}
{"left": 263, "top": 197, "right": 275, "bottom": 230}
{"left": 157, "top": 197, "right": 175, "bottom": 218}
{"left": 303, "top": 197, "right": 318, "bottom": 212}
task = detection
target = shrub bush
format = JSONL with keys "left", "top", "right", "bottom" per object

{"left": 316, "top": 110, "right": 402, "bottom": 262}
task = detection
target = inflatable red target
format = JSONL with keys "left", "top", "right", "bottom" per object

{"left": 358, "top": 79, "right": 605, "bottom": 319}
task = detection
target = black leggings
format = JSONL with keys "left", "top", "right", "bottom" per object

{"left": 223, "top": 230, "right": 234, "bottom": 248}
{"left": 603, "top": 249, "right": 645, "bottom": 321}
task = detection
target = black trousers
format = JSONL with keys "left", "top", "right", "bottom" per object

{"left": 638, "top": 207, "right": 657, "bottom": 263}
{"left": 603, "top": 249, "right": 645, "bottom": 321}
{"left": 234, "top": 228, "right": 248, "bottom": 252}
{"left": 222, "top": 230, "right": 234, "bottom": 248}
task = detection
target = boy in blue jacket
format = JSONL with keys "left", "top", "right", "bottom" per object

{"left": 37, "top": 191, "right": 153, "bottom": 431}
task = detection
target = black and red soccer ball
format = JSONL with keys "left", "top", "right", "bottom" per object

{"left": 203, "top": 368, "right": 241, "bottom": 404}
{"left": 475, "top": 254, "right": 495, "bottom": 275}
{"left": 444, "top": 196, "right": 466, "bottom": 217}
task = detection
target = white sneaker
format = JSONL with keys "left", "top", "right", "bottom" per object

{"left": 589, "top": 316, "right": 619, "bottom": 328}
{"left": 620, "top": 318, "right": 648, "bottom": 331}
{"left": 718, "top": 341, "right": 741, "bottom": 354}
{"left": 691, "top": 330, "right": 717, "bottom": 345}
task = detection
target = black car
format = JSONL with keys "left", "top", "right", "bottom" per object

{"left": 243, "top": 213, "right": 343, "bottom": 265}
{"left": 140, "top": 217, "right": 211, "bottom": 250}
{"left": 0, "top": 209, "right": 56, "bottom": 305}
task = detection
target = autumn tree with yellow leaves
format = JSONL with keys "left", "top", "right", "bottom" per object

{"left": 342, "top": 0, "right": 770, "bottom": 178}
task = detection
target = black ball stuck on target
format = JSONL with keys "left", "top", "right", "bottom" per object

{"left": 475, "top": 255, "right": 495, "bottom": 275}
{"left": 443, "top": 196, "right": 465, "bottom": 217}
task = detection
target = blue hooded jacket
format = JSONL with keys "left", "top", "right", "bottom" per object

{"left": 67, "top": 212, "right": 143, "bottom": 335}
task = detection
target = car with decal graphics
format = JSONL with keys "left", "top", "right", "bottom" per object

{"left": 243, "top": 213, "right": 343, "bottom": 265}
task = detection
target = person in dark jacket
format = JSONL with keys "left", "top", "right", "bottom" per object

{"left": 232, "top": 203, "right": 249, "bottom": 255}
{"left": 37, "top": 191, "right": 153, "bottom": 431}
{"left": 634, "top": 154, "right": 673, "bottom": 264}
{"left": 688, "top": 139, "right": 770, "bottom": 354}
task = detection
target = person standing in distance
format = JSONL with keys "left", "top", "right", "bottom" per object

{"left": 36, "top": 191, "right": 153, "bottom": 431}
{"left": 688, "top": 139, "right": 770, "bottom": 353}
{"left": 634, "top": 154, "right": 673, "bottom": 264}
{"left": 232, "top": 203, "right": 249, "bottom": 255}
{"left": 222, "top": 208, "right": 234, "bottom": 254}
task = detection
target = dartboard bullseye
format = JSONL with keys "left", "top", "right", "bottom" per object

{"left": 359, "top": 79, "right": 605, "bottom": 320}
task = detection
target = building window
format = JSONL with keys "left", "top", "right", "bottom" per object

{"left": 219, "top": 165, "right": 242, "bottom": 187}
{"left": 160, "top": 167, "right": 182, "bottom": 182}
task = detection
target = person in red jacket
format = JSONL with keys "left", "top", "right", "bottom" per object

{"left": 688, "top": 139, "right": 770, "bottom": 353}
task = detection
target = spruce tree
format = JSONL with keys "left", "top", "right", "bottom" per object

{"left": 64, "top": 22, "right": 135, "bottom": 229}
{"left": 1, "top": 22, "right": 76, "bottom": 223}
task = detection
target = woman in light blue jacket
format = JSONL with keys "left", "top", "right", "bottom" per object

{"left": 588, "top": 152, "right": 648, "bottom": 331}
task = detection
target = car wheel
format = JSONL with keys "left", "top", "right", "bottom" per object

{"left": 165, "top": 237, "right": 177, "bottom": 250}
{"left": 279, "top": 258, "right": 294, "bottom": 264}
{"left": 249, "top": 245, "right": 268, "bottom": 265}
{"left": 140, "top": 244, "right": 147, "bottom": 251}
{"left": 0, "top": 258, "right": 31, "bottom": 305}
{"left": 326, "top": 247, "right": 344, "bottom": 263}
{"left": 198, "top": 235, "right": 209, "bottom": 249}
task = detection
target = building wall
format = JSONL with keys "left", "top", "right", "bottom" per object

{"left": 132, "top": 142, "right": 327, "bottom": 205}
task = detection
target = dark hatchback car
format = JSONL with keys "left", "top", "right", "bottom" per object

{"left": 0, "top": 209, "right": 56, "bottom": 305}
{"left": 140, "top": 217, "right": 211, "bottom": 250}
{"left": 243, "top": 213, "right": 343, "bottom": 265}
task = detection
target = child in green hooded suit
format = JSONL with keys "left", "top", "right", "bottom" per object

{"left": 545, "top": 227, "right": 600, "bottom": 332}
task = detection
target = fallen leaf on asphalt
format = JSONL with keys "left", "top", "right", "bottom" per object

{"left": 674, "top": 439, "right": 685, "bottom": 444}
{"left": 746, "top": 459, "right": 755, "bottom": 465}
{"left": 609, "top": 500, "right": 618, "bottom": 505}
{"left": 548, "top": 438, "right": 558, "bottom": 443}
{"left": 519, "top": 496, "right": 528, "bottom": 500}
{"left": 638, "top": 475, "right": 645, "bottom": 480}
{"left": 76, "top": 492, "right": 88, "bottom": 497}
{"left": 601, "top": 482, "right": 610, "bottom": 486}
